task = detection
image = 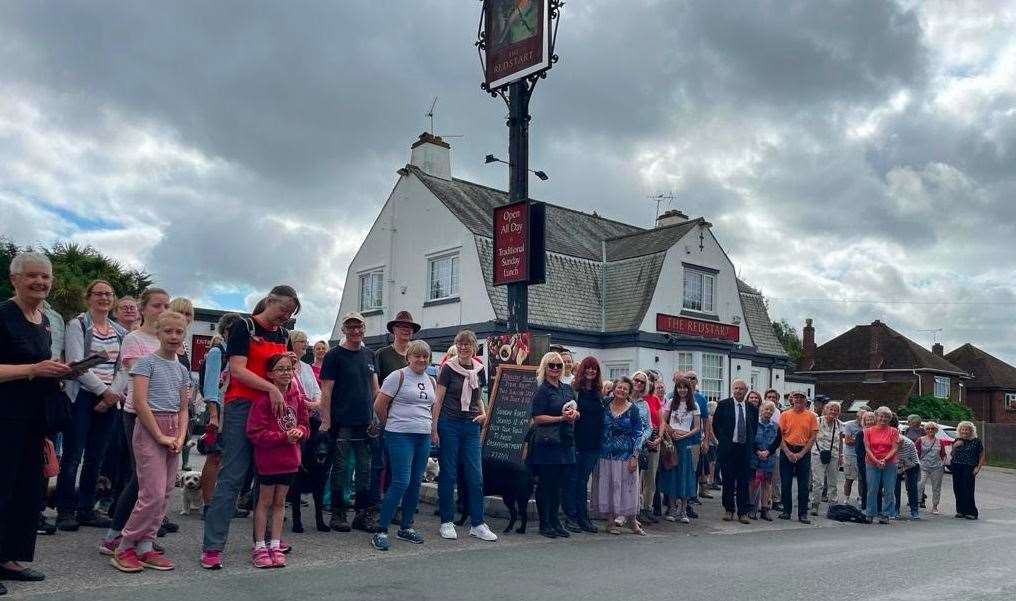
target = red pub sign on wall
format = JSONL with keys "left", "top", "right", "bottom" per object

{"left": 656, "top": 313, "right": 739, "bottom": 342}
{"left": 493, "top": 201, "right": 545, "bottom": 287}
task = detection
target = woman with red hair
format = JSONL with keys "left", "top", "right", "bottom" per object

{"left": 561, "top": 356, "right": 604, "bottom": 533}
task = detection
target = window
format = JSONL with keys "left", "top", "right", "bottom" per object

{"left": 606, "top": 363, "right": 630, "bottom": 380}
{"left": 750, "top": 369, "right": 761, "bottom": 391}
{"left": 934, "top": 376, "right": 950, "bottom": 399}
{"left": 358, "top": 270, "right": 383, "bottom": 312}
{"left": 677, "top": 352, "right": 693, "bottom": 375}
{"left": 701, "top": 353, "right": 724, "bottom": 402}
{"left": 1005, "top": 393, "right": 1016, "bottom": 412}
{"left": 428, "top": 254, "right": 459, "bottom": 300}
{"left": 683, "top": 268, "right": 715, "bottom": 313}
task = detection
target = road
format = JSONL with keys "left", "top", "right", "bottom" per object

{"left": 10, "top": 467, "right": 1015, "bottom": 600}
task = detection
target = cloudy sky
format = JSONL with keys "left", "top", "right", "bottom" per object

{"left": 2, "top": 1, "right": 1014, "bottom": 364}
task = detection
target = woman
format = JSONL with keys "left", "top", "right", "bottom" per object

{"left": 855, "top": 410, "right": 875, "bottom": 510}
{"left": 749, "top": 400, "right": 781, "bottom": 520}
{"left": 863, "top": 406, "right": 899, "bottom": 524}
{"left": 371, "top": 340, "right": 435, "bottom": 551}
{"left": 591, "top": 376, "right": 644, "bottom": 535}
{"left": 658, "top": 377, "right": 700, "bottom": 524}
{"left": 431, "top": 330, "right": 497, "bottom": 542}
{"left": 0, "top": 252, "right": 72, "bottom": 595}
{"left": 113, "top": 297, "right": 140, "bottom": 332}
{"left": 950, "top": 421, "right": 985, "bottom": 520}
{"left": 638, "top": 380, "right": 664, "bottom": 525}
{"left": 529, "top": 352, "right": 578, "bottom": 539}
{"left": 562, "top": 356, "right": 604, "bottom": 534}
{"left": 288, "top": 331, "right": 321, "bottom": 409}
{"left": 810, "top": 401, "right": 843, "bottom": 516}
{"left": 916, "top": 422, "right": 946, "bottom": 515}
{"left": 311, "top": 341, "right": 328, "bottom": 383}
{"left": 56, "top": 279, "right": 128, "bottom": 531}
{"left": 99, "top": 288, "right": 171, "bottom": 555}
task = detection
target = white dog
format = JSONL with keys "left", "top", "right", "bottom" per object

{"left": 423, "top": 457, "right": 440, "bottom": 483}
{"left": 176, "top": 470, "right": 203, "bottom": 515}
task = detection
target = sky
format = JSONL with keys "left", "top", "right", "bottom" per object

{"left": 1, "top": 1, "right": 1014, "bottom": 365}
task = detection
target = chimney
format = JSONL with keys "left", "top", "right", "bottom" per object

{"left": 800, "top": 318, "right": 816, "bottom": 370}
{"left": 655, "top": 209, "right": 689, "bottom": 228}
{"left": 932, "top": 343, "right": 943, "bottom": 357}
{"left": 409, "top": 132, "right": 451, "bottom": 180}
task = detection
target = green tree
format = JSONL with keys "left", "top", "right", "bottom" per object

{"left": 772, "top": 318, "right": 803, "bottom": 362}
{"left": 898, "top": 394, "right": 973, "bottom": 422}
{"left": 1, "top": 237, "right": 152, "bottom": 320}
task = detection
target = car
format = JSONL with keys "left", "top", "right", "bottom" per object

{"left": 899, "top": 422, "right": 956, "bottom": 472}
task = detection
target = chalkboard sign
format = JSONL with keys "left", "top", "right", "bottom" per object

{"left": 481, "top": 365, "right": 539, "bottom": 466}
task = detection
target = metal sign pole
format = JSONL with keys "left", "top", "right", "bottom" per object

{"left": 507, "top": 80, "right": 532, "bottom": 333}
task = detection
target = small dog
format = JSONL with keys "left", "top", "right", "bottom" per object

{"left": 423, "top": 457, "right": 440, "bottom": 483}
{"left": 176, "top": 470, "right": 203, "bottom": 515}
{"left": 456, "top": 458, "right": 535, "bottom": 534}
{"left": 288, "top": 425, "right": 332, "bottom": 533}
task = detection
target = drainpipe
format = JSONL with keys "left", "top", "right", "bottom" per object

{"left": 911, "top": 369, "right": 922, "bottom": 397}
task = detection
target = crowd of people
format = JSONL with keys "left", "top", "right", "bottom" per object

{"left": 0, "top": 252, "right": 990, "bottom": 594}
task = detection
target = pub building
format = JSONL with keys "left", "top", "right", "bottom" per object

{"left": 332, "top": 133, "right": 795, "bottom": 402}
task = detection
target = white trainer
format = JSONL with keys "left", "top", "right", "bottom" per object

{"left": 468, "top": 523, "right": 498, "bottom": 542}
{"left": 439, "top": 522, "right": 458, "bottom": 540}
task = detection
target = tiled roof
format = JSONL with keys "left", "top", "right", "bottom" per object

{"left": 945, "top": 344, "right": 1016, "bottom": 390}
{"left": 413, "top": 166, "right": 640, "bottom": 260}
{"left": 736, "top": 279, "right": 789, "bottom": 357}
{"left": 605, "top": 220, "right": 704, "bottom": 261}
{"left": 811, "top": 321, "right": 968, "bottom": 374}
{"left": 604, "top": 254, "right": 666, "bottom": 331}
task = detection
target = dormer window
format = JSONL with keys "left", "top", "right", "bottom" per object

{"left": 683, "top": 267, "right": 715, "bottom": 313}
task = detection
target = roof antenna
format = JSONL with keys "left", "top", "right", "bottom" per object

{"left": 425, "top": 96, "right": 465, "bottom": 139}
{"left": 647, "top": 192, "right": 677, "bottom": 225}
{"left": 918, "top": 328, "right": 943, "bottom": 346}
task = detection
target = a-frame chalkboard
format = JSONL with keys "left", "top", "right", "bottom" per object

{"left": 481, "top": 364, "right": 539, "bottom": 467}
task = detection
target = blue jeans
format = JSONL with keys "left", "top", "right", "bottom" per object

{"left": 55, "top": 389, "right": 117, "bottom": 515}
{"left": 437, "top": 417, "right": 484, "bottom": 527}
{"left": 202, "top": 399, "right": 252, "bottom": 552}
{"left": 563, "top": 449, "right": 599, "bottom": 522}
{"left": 378, "top": 432, "right": 431, "bottom": 532}
{"left": 865, "top": 463, "right": 897, "bottom": 518}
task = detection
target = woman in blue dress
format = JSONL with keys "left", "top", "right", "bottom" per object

{"left": 658, "top": 377, "right": 700, "bottom": 523}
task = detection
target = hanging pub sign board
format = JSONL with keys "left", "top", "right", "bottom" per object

{"left": 481, "top": 364, "right": 539, "bottom": 467}
{"left": 483, "top": 0, "right": 552, "bottom": 91}
{"left": 493, "top": 200, "right": 546, "bottom": 286}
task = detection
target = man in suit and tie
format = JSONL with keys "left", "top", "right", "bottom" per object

{"left": 712, "top": 379, "right": 757, "bottom": 523}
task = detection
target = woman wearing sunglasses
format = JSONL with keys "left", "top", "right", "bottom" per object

{"left": 529, "top": 352, "right": 578, "bottom": 538}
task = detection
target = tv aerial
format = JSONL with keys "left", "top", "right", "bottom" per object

{"left": 647, "top": 192, "right": 677, "bottom": 222}
{"left": 426, "top": 96, "right": 463, "bottom": 139}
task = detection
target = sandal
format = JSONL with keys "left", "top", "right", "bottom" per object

{"left": 628, "top": 520, "right": 647, "bottom": 536}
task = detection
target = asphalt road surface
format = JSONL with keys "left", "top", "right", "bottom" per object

{"left": 11, "top": 467, "right": 1015, "bottom": 600}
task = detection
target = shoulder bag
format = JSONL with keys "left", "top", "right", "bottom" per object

{"left": 820, "top": 419, "right": 837, "bottom": 465}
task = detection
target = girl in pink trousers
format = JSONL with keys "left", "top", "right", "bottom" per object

{"left": 112, "top": 311, "right": 191, "bottom": 572}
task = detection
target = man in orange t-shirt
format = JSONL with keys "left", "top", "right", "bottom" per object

{"left": 778, "top": 391, "right": 818, "bottom": 523}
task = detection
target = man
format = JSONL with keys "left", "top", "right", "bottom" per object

{"left": 841, "top": 407, "right": 867, "bottom": 505}
{"left": 778, "top": 391, "right": 819, "bottom": 523}
{"left": 904, "top": 415, "right": 923, "bottom": 443}
{"left": 371, "top": 311, "right": 420, "bottom": 517}
{"left": 712, "top": 379, "right": 757, "bottom": 524}
{"left": 113, "top": 297, "right": 139, "bottom": 332}
{"left": 320, "top": 312, "right": 379, "bottom": 533}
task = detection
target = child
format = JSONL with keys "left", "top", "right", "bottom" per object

{"left": 112, "top": 311, "right": 191, "bottom": 572}
{"left": 245, "top": 353, "right": 309, "bottom": 568}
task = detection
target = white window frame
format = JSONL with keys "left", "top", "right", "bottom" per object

{"left": 701, "top": 353, "right": 724, "bottom": 402}
{"left": 682, "top": 268, "right": 716, "bottom": 313}
{"left": 750, "top": 369, "right": 761, "bottom": 392}
{"left": 358, "top": 269, "right": 384, "bottom": 312}
{"left": 427, "top": 253, "right": 460, "bottom": 301}
{"left": 677, "top": 352, "right": 694, "bottom": 375}
{"left": 605, "top": 362, "right": 631, "bottom": 381}
{"left": 934, "top": 376, "right": 950, "bottom": 399}
{"left": 1005, "top": 392, "right": 1016, "bottom": 412}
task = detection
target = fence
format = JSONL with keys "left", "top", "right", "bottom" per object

{"left": 976, "top": 422, "right": 1016, "bottom": 464}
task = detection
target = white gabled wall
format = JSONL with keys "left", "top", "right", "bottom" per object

{"left": 334, "top": 174, "right": 496, "bottom": 341}
{"left": 638, "top": 226, "right": 752, "bottom": 347}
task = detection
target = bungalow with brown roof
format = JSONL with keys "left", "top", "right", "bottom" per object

{"left": 945, "top": 343, "right": 1016, "bottom": 424}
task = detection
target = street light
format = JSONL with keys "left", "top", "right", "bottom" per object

{"left": 485, "top": 154, "right": 549, "bottom": 181}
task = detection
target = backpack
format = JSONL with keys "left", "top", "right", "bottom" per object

{"left": 826, "top": 503, "right": 867, "bottom": 524}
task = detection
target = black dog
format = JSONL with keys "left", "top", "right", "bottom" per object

{"left": 287, "top": 424, "right": 332, "bottom": 533}
{"left": 455, "top": 458, "right": 535, "bottom": 534}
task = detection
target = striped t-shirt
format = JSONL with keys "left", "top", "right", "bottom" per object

{"left": 90, "top": 329, "right": 121, "bottom": 385}
{"left": 129, "top": 352, "right": 191, "bottom": 412}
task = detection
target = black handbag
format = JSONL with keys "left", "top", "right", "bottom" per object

{"left": 820, "top": 420, "right": 837, "bottom": 465}
{"left": 535, "top": 423, "right": 562, "bottom": 447}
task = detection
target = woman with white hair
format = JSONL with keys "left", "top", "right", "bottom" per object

{"left": 950, "top": 421, "right": 985, "bottom": 519}
{"left": 916, "top": 421, "right": 946, "bottom": 515}
{"left": 529, "top": 351, "right": 578, "bottom": 539}
{"left": 863, "top": 406, "right": 899, "bottom": 524}
{"left": 809, "top": 401, "right": 843, "bottom": 516}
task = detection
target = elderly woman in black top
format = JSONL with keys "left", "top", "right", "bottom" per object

{"left": 0, "top": 253, "right": 72, "bottom": 595}
{"left": 529, "top": 352, "right": 578, "bottom": 539}
{"left": 951, "top": 421, "right": 986, "bottom": 520}
{"left": 561, "top": 356, "right": 604, "bottom": 534}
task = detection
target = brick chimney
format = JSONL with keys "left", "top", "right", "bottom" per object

{"left": 800, "top": 318, "right": 816, "bottom": 370}
{"left": 655, "top": 209, "right": 689, "bottom": 228}
{"left": 932, "top": 343, "right": 943, "bottom": 357}
{"left": 409, "top": 132, "right": 451, "bottom": 180}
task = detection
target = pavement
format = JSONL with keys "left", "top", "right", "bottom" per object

{"left": 9, "top": 466, "right": 1015, "bottom": 600}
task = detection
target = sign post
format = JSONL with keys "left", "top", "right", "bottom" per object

{"left": 479, "top": 0, "right": 560, "bottom": 334}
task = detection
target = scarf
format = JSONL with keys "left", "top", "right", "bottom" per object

{"left": 446, "top": 359, "right": 484, "bottom": 412}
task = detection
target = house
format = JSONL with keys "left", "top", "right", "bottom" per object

{"left": 945, "top": 343, "right": 1016, "bottom": 423}
{"left": 796, "top": 319, "right": 972, "bottom": 409}
{"left": 332, "top": 133, "right": 794, "bottom": 402}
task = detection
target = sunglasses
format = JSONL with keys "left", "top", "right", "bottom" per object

{"left": 548, "top": 363, "right": 563, "bottom": 369}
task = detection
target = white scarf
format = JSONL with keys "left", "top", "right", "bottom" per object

{"left": 446, "top": 359, "right": 484, "bottom": 412}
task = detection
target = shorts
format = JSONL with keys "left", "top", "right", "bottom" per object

{"left": 842, "top": 452, "right": 858, "bottom": 480}
{"left": 258, "top": 472, "right": 296, "bottom": 486}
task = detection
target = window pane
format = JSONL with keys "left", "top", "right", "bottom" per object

{"left": 702, "top": 274, "right": 714, "bottom": 312}
{"left": 677, "top": 352, "right": 693, "bottom": 374}
{"left": 428, "top": 255, "right": 459, "bottom": 300}
{"left": 683, "top": 270, "right": 702, "bottom": 311}
{"left": 701, "top": 353, "right": 724, "bottom": 402}
{"left": 359, "top": 271, "right": 383, "bottom": 311}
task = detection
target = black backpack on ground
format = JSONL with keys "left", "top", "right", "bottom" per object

{"left": 827, "top": 503, "right": 867, "bottom": 524}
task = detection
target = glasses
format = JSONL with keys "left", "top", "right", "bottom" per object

{"left": 273, "top": 367, "right": 296, "bottom": 373}
{"left": 547, "top": 363, "right": 562, "bottom": 369}
{"left": 634, "top": 379, "right": 646, "bottom": 385}
{"left": 345, "top": 324, "right": 365, "bottom": 331}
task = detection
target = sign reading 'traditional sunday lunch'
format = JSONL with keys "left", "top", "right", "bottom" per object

{"left": 493, "top": 200, "right": 530, "bottom": 285}
{"left": 656, "top": 313, "right": 740, "bottom": 342}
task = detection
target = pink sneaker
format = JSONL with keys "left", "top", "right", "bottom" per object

{"left": 270, "top": 548, "right": 287, "bottom": 567}
{"left": 200, "top": 549, "right": 223, "bottom": 570}
{"left": 99, "top": 536, "right": 121, "bottom": 556}
{"left": 138, "top": 550, "right": 174, "bottom": 571}
{"left": 111, "top": 548, "right": 144, "bottom": 573}
{"left": 252, "top": 547, "right": 273, "bottom": 569}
